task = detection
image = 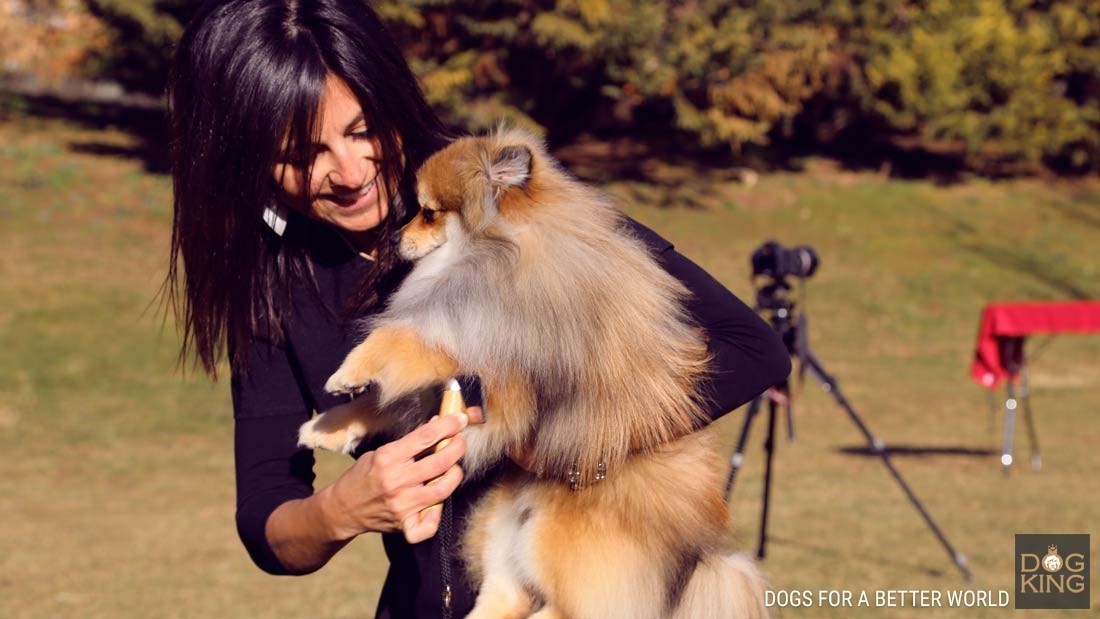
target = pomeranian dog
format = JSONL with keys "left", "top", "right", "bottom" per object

{"left": 298, "top": 127, "right": 769, "bottom": 618}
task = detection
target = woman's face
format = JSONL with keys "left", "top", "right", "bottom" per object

{"left": 273, "top": 74, "right": 390, "bottom": 238}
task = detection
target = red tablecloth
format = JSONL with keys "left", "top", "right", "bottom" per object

{"left": 970, "top": 301, "right": 1100, "bottom": 388}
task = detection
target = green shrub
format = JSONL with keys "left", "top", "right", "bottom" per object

{"left": 72, "top": 0, "right": 1100, "bottom": 171}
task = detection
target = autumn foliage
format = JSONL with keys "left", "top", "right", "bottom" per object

{"left": 8, "top": 0, "right": 1098, "bottom": 172}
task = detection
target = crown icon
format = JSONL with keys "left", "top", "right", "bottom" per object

{"left": 1048, "top": 545, "right": 1058, "bottom": 553}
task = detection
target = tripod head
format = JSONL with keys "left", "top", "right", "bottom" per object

{"left": 750, "top": 240, "right": 818, "bottom": 376}
{"left": 754, "top": 278, "right": 800, "bottom": 357}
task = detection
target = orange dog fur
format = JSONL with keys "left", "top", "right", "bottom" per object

{"left": 298, "top": 128, "right": 769, "bottom": 618}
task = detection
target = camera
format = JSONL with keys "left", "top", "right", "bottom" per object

{"left": 751, "top": 240, "right": 820, "bottom": 280}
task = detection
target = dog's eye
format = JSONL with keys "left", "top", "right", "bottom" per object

{"left": 421, "top": 209, "right": 437, "bottom": 224}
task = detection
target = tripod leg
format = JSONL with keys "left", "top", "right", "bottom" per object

{"left": 1001, "top": 380, "right": 1018, "bottom": 475}
{"left": 1020, "top": 366, "right": 1041, "bottom": 471}
{"left": 803, "top": 349, "right": 972, "bottom": 581}
{"left": 785, "top": 396, "right": 795, "bottom": 443}
{"left": 725, "top": 395, "right": 763, "bottom": 500}
{"left": 758, "top": 399, "right": 778, "bottom": 560}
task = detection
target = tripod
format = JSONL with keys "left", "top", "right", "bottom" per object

{"left": 724, "top": 278, "right": 972, "bottom": 580}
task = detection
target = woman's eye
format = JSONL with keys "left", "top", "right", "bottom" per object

{"left": 351, "top": 128, "right": 374, "bottom": 140}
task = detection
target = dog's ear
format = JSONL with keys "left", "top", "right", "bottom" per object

{"left": 485, "top": 144, "right": 532, "bottom": 192}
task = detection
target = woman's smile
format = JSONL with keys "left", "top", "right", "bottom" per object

{"left": 325, "top": 172, "right": 379, "bottom": 211}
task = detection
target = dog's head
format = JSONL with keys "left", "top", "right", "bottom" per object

{"left": 397, "top": 128, "right": 541, "bottom": 261}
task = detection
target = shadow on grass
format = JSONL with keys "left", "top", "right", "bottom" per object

{"left": 930, "top": 204, "right": 1099, "bottom": 301}
{"left": 550, "top": 115, "right": 1074, "bottom": 203}
{"left": 552, "top": 133, "right": 758, "bottom": 209}
{"left": 765, "top": 535, "right": 948, "bottom": 578}
{"left": 1045, "top": 191, "right": 1100, "bottom": 230}
{"left": 7, "top": 85, "right": 1088, "bottom": 197}
{"left": 3, "top": 89, "right": 169, "bottom": 174}
{"left": 807, "top": 135, "right": 970, "bottom": 186}
{"left": 837, "top": 445, "right": 997, "bottom": 458}
{"left": 957, "top": 243, "right": 1095, "bottom": 300}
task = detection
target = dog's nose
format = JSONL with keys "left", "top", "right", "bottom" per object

{"left": 389, "top": 232, "right": 402, "bottom": 246}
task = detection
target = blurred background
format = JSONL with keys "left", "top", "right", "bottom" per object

{"left": 1, "top": 1, "right": 1097, "bottom": 617}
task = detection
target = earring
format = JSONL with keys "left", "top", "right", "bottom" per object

{"left": 262, "top": 201, "right": 288, "bottom": 236}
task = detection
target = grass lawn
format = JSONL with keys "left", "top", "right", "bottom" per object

{"left": 1, "top": 116, "right": 1097, "bottom": 617}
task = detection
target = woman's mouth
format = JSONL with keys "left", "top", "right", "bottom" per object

{"left": 329, "top": 174, "right": 378, "bottom": 210}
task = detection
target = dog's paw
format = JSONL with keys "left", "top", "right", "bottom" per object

{"left": 298, "top": 414, "right": 364, "bottom": 454}
{"left": 324, "top": 365, "right": 373, "bottom": 396}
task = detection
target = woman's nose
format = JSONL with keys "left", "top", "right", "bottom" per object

{"left": 327, "top": 149, "right": 366, "bottom": 190}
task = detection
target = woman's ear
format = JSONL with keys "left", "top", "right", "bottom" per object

{"left": 485, "top": 144, "right": 532, "bottom": 194}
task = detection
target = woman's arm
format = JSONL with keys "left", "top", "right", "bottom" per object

{"left": 232, "top": 336, "right": 471, "bottom": 575}
{"left": 263, "top": 413, "right": 468, "bottom": 574}
{"left": 659, "top": 247, "right": 792, "bottom": 419}
{"left": 626, "top": 219, "right": 792, "bottom": 419}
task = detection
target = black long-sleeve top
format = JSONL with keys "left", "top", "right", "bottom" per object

{"left": 231, "top": 217, "right": 791, "bottom": 618}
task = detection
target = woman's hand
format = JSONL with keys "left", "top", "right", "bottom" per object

{"left": 322, "top": 412, "right": 469, "bottom": 544}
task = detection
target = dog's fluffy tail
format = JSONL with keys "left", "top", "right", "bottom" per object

{"left": 672, "top": 552, "right": 770, "bottom": 619}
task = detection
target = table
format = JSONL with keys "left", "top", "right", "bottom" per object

{"left": 969, "top": 301, "right": 1100, "bottom": 473}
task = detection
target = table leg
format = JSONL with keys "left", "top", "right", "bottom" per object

{"left": 1000, "top": 380, "right": 1018, "bottom": 475}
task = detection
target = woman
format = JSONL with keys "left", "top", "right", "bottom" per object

{"left": 166, "top": 0, "right": 791, "bottom": 616}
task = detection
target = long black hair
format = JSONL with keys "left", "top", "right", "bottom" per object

{"left": 166, "top": 0, "right": 453, "bottom": 376}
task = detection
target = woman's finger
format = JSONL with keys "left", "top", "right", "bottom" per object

{"left": 400, "top": 463, "right": 463, "bottom": 544}
{"left": 380, "top": 413, "right": 468, "bottom": 463}
{"left": 466, "top": 405, "right": 485, "bottom": 424}
{"left": 422, "top": 462, "right": 464, "bottom": 501}
{"left": 402, "top": 506, "right": 440, "bottom": 544}
{"left": 396, "top": 432, "right": 466, "bottom": 488}
{"left": 395, "top": 463, "right": 464, "bottom": 523}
